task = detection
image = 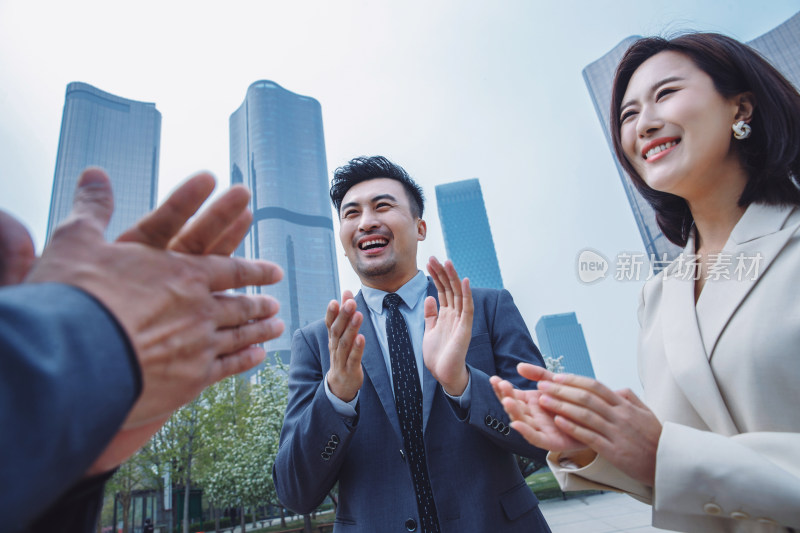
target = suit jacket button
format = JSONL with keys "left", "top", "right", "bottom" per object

{"left": 497, "top": 422, "right": 506, "bottom": 432}
{"left": 405, "top": 518, "right": 417, "bottom": 531}
{"left": 502, "top": 426, "right": 511, "bottom": 435}
{"left": 330, "top": 434, "right": 340, "bottom": 444}
{"left": 321, "top": 452, "right": 331, "bottom": 460}
{"left": 485, "top": 415, "right": 493, "bottom": 426}
{"left": 730, "top": 511, "right": 749, "bottom": 520}
{"left": 703, "top": 503, "right": 722, "bottom": 516}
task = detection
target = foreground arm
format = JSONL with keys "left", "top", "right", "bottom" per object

{"left": 0, "top": 283, "right": 140, "bottom": 531}
{"left": 3, "top": 168, "right": 284, "bottom": 531}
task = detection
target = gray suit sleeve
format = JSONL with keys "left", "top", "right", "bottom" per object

{"left": 272, "top": 326, "right": 357, "bottom": 514}
{"left": 457, "top": 289, "right": 549, "bottom": 462}
{"left": 0, "top": 283, "right": 141, "bottom": 531}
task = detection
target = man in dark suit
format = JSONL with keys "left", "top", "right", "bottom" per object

{"left": 0, "top": 168, "right": 284, "bottom": 532}
{"left": 273, "top": 156, "right": 551, "bottom": 532}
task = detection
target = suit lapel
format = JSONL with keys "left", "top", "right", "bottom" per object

{"left": 355, "top": 291, "right": 403, "bottom": 444}
{"left": 422, "top": 280, "right": 438, "bottom": 433}
{"left": 696, "top": 204, "right": 798, "bottom": 358}
{"left": 660, "top": 203, "right": 799, "bottom": 435}
{"left": 660, "top": 238, "right": 740, "bottom": 435}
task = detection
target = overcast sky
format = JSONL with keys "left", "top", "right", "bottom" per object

{"left": 2, "top": 0, "right": 798, "bottom": 393}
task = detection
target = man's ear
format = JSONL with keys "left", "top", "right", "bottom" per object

{"left": 417, "top": 219, "right": 427, "bottom": 242}
{"left": 734, "top": 91, "right": 755, "bottom": 123}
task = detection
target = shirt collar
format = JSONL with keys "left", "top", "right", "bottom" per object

{"left": 361, "top": 270, "right": 428, "bottom": 315}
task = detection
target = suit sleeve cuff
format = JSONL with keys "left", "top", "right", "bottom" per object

{"left": 443, "top": 369, "right": 472, "bottom": 409}
{"left": 324, "top": 371, "right": 359, "bottom": 420}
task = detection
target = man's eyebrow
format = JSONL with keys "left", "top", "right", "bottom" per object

{"left": 341, "top": 193, "right": 399, "bottom": 214}
{"left": 372, "top": 194, "right": 398, "bottom": 203}
{"left": 620, "top": 76, "right": 685, "bottom": 114}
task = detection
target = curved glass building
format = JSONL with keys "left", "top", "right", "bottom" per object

{"left": 47, "top": 82, "right": 161, "bottom": 241}
{"left": 230, "top": 80, "right": 340, "bottom": 369}
{"left": 435, "top": 178, "right": 504, "bottom": 290}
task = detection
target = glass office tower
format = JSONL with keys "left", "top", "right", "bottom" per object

{"left": 535, "top": 312, "right": 596, "bottom": 378}
{"left": 582, "top": 11, "right": 800, "bottom": 269}
{"left": 230, "top": 80, "right": 339, "bottom": 370}
{"left": 47, "top": 82, "right": 161, "bottom": 241}
{"left": 435, "top": 178, "right": 504, "bottom": 289}
{"left": 748, "top": 11, "right": 800, "bottom": 88}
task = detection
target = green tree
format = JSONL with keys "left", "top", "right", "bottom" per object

{"left": 104, "top": 449, "right": 159, "bottom": 533}
{"left": 200, "top": 363, "right": 288, "bottom": 530}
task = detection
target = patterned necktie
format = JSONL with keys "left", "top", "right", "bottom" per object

{"left": 383, "top": 293, "right": 440, "bottom": 533}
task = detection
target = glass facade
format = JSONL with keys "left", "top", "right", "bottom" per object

{"left": 748, "top": 12, "right": 800, "bottom": 89}
{"left": 230, "top": 80, "right": 339, "bottom": 372}
{"left": 47, "top": 82, "right": 161, "bottom": 241}
{"left": 435, "top": 178, "right": 504, "bottom": 290}
{"left": 583, "top": 11, "right": 800, "bottom": 270}
{"left": 535, "top": 312, "right": 595, "bottom": 378}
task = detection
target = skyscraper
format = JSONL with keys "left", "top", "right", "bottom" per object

{"left": 47, "top": 82, "right": 161, "bottom": 241}
{"left": 747, "top": 11, "right": 800, "bottom": 88}
{"left": 435, "top": 178, "right": 504, "bottom": 289}
{"left": 230, "top": 80, "right": 339, "bottom": 370}
{"left": 582, "top": 11, "right": 800, "bottom": 267}
{"left": 535, "top": 312, "right": 595, "bottom": 378}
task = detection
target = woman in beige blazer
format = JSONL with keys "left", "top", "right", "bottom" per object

{"left": 492, "top": 33, "right": 800, "bottom": 533}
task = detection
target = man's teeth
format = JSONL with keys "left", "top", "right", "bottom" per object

{"left": 359, "top": 239, "right": 388, "bottom": 250}
{"left": 645, "top": 140, "right": 678, "bottom": 159}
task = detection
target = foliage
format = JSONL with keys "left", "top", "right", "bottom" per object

{"left": 106, "top": 355, "right": 290, "bottom": 531}
{"left": 104, "top": 448, "right": 160, "bottom": 533}
{"left": 199, "top": 362, "right": 288, "bottom": 510}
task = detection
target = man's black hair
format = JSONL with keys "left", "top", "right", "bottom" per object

{"left": 330, "top": 156, "right": 425, "bottom": 218}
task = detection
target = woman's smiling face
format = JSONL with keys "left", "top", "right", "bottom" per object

{"left": 619, "top": 50, "right": 746, "bottom": 202}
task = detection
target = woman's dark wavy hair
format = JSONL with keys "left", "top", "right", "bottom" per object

{"left": 610, "top": 33, "right": 800, "bottom": 246}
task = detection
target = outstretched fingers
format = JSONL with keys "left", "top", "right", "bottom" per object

{"left": 55, "top": 167, "right": 115, "bottom": 242}
{"left": 117, "top": 172, "right": 216, "bottom": 247}
{"left": 549, "top": 372, "right": 623, "bottom": 407}
{"left": 442, "top": 259, "right": 465, "bottom": 314}
{"left": 326, "top": 291, "right": 364, "bottom": 402}
{"left": 198, "top": 255, "right": 283, "bottom": 292}
{"left": 209, "top": 345, "right": 268, "bottom": 384}
{"left": 168, "top": 184, "right": 252, "bottom": 255}
{"left": 427, "top": 256, "right": 450, "bottom": 307}
{"left": 213, "top": 293, "right": 281, "bottom": 328}
{"left": 214, "top": 317, "right": 285, "bottom": 357}
{"left": 517, "top": 362, "right": 556, "bottom": 383}
{"left": 201, "top": 208, "right": 253, "bottom": 256}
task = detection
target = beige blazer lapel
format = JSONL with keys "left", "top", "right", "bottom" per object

{"left": 660, "top": 244, "right": 740, "bottom": 435}
{"left": 695, "top": 204, "right": 799, "bottom": 360}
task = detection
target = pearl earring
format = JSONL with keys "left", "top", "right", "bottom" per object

{"left": 732, "top": 120, "right": 752, "bottom": 140}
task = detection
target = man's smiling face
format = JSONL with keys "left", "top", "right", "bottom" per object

{"left": 339, "top": 177, "right": 426, "bottom": 292}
